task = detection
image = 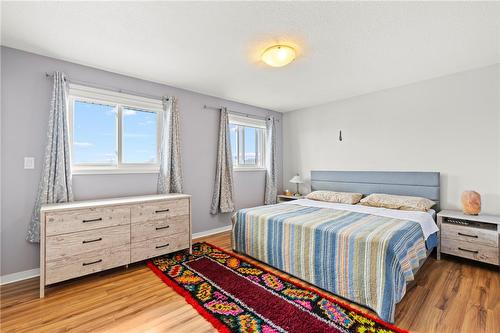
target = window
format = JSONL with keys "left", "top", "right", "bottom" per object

{"left": 228, "top": 114, "right": 266, "bottom": 170}
{"left": 68, "top": 84, "right": 162, "bottom": 174}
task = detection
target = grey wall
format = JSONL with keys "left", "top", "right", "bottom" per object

{"left": 283, "top": 64, "right": 500, "bottom": 214}
{"left": 0, "top": 46, "right": 283, "bottom": 276}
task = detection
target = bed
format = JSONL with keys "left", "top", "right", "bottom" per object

{"left": 231, "top": 171, "right": 440, "bottom": 323}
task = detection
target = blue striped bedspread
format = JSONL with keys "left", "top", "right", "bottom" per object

{"left": 231, "top": 203, "right": 431, "bottom": 323}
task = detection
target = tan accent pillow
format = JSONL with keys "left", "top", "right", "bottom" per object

{"left": 359, "top": 193, "right": 435, "bottom": 212}
{"left": 306, "top": 191, "right": 363, "bottom": 205}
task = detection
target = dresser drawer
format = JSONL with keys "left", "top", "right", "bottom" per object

{"left": 131, "top": 233, "right": 189, "bottom": 262}
{"left": 441, "top": 223, "right": 498, "bottom": 247}
{"left": 46, "top": 225, "right": 130, "bottom": 261}
{"left": 46, "top": 207, "right": 130, "bottom": 236}
{"left": 441, "top": 237, "right": 498, "bottom": 265}
{"left": 45, "top": 244, "right": 130, "bottom": 285}
{"left": 131, "top": 215, "right": 189, "bottom": 243}
{"left": 131, "top": 199, "right": 189, "bottom": 224}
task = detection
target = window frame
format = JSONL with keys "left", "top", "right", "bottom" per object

{"left": 228, "top": 114, "right": 266, "bottom": 172}
{"left": 68, "top": 84, "right": 163, "bottom": 175}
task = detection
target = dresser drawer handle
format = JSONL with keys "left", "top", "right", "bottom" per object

{"left": 156, "top": 225, "right": 170, "bottom": 230}
{"left": 82, "top": 259, "right": 102, "bottom": 266}
{"left": 457, "top": 232, "right": 478, "bottom": 238}
{"left": 155, "top": 243, "right": 170, "bottom": 249}
{"left": 82, "top": 237, "right": 102, "bottom": 244}
{"left": 458, "top": 247, "right": 479, "bottom": 254}
{"left": 82, "top": 218, "right": 102, "bottom": 223}
{"left": 155, "top": 209, "right": 170, "bottom": 213}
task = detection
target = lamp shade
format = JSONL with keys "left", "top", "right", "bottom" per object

{"left": 289, "top": 175, "right": 303, "bottom": 184}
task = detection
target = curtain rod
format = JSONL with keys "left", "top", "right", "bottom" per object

{"left": 45, "top": 72, "right": 168, "bottom": 102}
{"left": 203, "top": 104, "right": 278, "bottom": 122}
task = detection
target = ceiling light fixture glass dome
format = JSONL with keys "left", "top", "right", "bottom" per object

{"left": 261, "top": 45, "right": 296, "bottom": 67}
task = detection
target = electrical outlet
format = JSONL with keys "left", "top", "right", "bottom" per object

{"left": 24, "top": 157, "right": 35, "bottom": 169}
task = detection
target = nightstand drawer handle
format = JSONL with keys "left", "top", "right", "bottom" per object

{"left": 458, "top": 247, "right": 479, "bottom": 254}
{"left": 457, "top": 232, "right": 478, "bottom": 238}
{"left": 156, "top": 243, "right": 170, "bottom": 249}
{"left": 82, "top": 259, "right": 102, "bottom": 266}
{"left": 82, "top": 237, "right": 102, "bottom": 244}
{"left": 155, "top": 209, "right": 170, "bottom": 213}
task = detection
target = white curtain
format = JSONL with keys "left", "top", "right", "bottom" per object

{"left": 210, "top": 107, "right": 235, "bottom": 214}
{"left": 157, "top": 97, "right": 183, "bottom": 194}
{"left": 264, "top": 116, "right": 277, "bottom": 204}
{"left": 27, "top": 72, "right": 73, "bottom": 243}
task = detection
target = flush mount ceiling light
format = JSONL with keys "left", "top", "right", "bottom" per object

{"left": 261, "top": 45, "right": 296, "bottom": 67}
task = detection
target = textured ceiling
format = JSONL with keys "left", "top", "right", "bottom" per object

{"left": 2, "top": 2, "right": 499, "bottom": 112}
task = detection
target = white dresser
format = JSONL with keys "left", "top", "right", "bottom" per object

{"left": 40, "top": 194, "right": 191, "bottom": 297}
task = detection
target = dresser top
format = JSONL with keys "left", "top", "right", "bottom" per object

{"left": 41, "top": 193, "right": 191, "bottom": 212}
{"left": 437, "top": 209, "right": 500, "bottom": 225}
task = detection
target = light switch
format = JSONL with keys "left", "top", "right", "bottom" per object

{"left": 24, "top": 157, "right": 35, "bottom": 169}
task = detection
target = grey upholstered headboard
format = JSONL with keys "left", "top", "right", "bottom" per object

{"left": 310, "top": 171, "right": 440, "bottom": 211}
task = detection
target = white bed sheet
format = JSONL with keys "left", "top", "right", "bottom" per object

{"left": 282, "top": 199, "right": 439, "bottom": 240}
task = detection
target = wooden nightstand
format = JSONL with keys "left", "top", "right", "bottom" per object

{"left": 277, "top": 195, "right": 304, "bottom": 203}
{"left": 437, "top": 210, "right": 499, "bottom": 266}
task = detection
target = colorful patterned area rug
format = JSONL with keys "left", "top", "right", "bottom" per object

{"left": 147, "top": 242, "right": 407, "bottom": 333}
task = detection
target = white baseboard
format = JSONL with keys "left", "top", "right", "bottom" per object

{"left": 0, "top": 225, "right": 232, "bottom": 285}
{"left": 192, "top": 225, "right": 232, "bottom": 239}
{"left": 1, "top": 268, "right": 40, "bottom": 285}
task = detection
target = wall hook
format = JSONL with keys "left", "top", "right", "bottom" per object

{"left": 339, "top": 130, "right": 343, "bottom": 142}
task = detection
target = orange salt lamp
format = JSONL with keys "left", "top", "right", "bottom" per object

{"left": 461, "top": 191, "right": 481, "bottom": 215}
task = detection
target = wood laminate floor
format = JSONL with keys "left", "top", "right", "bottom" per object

{"left": 1, "top": 231, "right": 498, "bottom": 333}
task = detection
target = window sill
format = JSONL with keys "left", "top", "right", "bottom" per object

{"left": 233, "top": 168, "right": 267, "bottom": 172}
{"left": 72, "top": 168, "right": 159, "bottom": 175}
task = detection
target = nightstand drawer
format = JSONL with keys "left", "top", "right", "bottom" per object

{"left": 441, "top": 223, "right": 498, "bottom": 247}
{"left": 441, "top": 237, "right": 498, "bottom": 265}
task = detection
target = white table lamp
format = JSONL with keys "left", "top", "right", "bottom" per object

{"left": 289, "top": 174, "right": 303, "bottom": 196}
